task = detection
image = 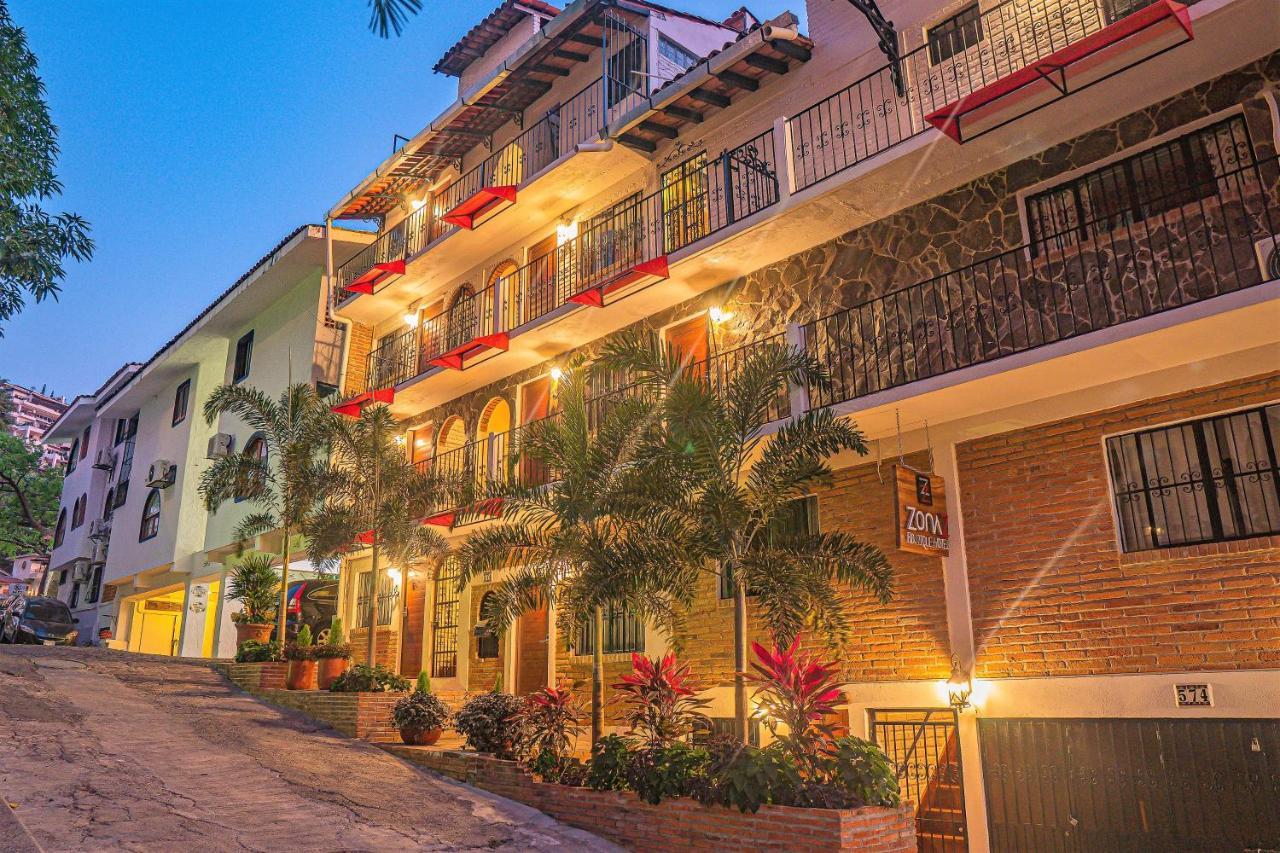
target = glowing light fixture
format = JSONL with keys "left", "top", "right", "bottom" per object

{"left": 709, "top": 306, "right": 734, "bottom": 324}
{"left": 549, "top": 366, "right": 564, "bottom": 381}
{"left": 946, "top": 656, "right": 973, "bottom": 710}
{"left": 555, "top": 220, "right": 579, "bottom": 245}
{"left": 411, "top": 197, "right": 426, "bottom": 211}
{"left": 403, "top": 311, "right": 419, "bottom": 328}
{"left": 385, "top": 567, "right": 402, "bottom": 585}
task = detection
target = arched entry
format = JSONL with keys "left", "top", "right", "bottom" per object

{"left": 477, "top": 397, "right": 512, "bottom": 485}
{"left": 486, "top": 260, "right": 520, "bottom": 331}
{"left": 446, "top": 284, "right": 477, "bottom": 351}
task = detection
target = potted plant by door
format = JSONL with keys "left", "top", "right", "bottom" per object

{"left": 284, "top": 625, "right": 317, "bottom": 690}
{"left": 391, "top": 673, "right": 452, "bottom": 745}
{"left": 228, "top": 554, "right": 280, "bottom": 645}
{"left": 314, "top": 616, "right": 353, "bottom": 689}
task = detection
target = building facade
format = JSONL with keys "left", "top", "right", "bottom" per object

{"left": 321, "top": 0, "right": 1279, "bottom": 849}
{"left": 2, "top": 380, "right": 69, "bottom": 468}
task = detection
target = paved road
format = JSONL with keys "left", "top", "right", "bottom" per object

{"left": 0, "top": 645, "right": 616, "bottom": 852}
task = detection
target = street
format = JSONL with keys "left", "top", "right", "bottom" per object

{"left": 0, "top": 645, "right": 615, "bottom": 852}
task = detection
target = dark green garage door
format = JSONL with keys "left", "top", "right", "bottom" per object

{"left": 979, "top": 718, "right": 1280, "bottom": 852}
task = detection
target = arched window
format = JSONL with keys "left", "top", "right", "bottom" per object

{"left": 103, "top": 489, "right": 115, "bottom": 521}
{"left": 477, "top": 397, "right": 512, "bottom": 481}
{"left": 139, "top": 489, "right": 162, "bottom": 541}
{"left": 476, "top": 591, "right": 500, "bottom": 660}
{"left": 446, "top": 284, "right": 477, "bottom": 350}
{"left": 436, "top": 415, "right": 467, "bottom": 459}
{"left": 70, "top": 494, "right": 87, "bottom": 529}
{"left": 53, "top": 509, "right": 67, "bottom": 548}
{"left": 486, "top": 260, "right": 519, "bottom": 330}
{"left": 235, "top": 433, "right": 269, "bottom": 501}
{"left": 66, "top": 439, "right": 80, "bottom": 473}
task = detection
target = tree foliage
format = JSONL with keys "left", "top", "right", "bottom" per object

{"left": 0, "top": 1, "right": 92, "bottom": 334}
{"left": 0, "top": 432, "right": 60, "bottom": 556}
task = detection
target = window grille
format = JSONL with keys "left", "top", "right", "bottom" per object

{"left": 431, "top": 558, "right": 462, "bottom": 677}
{"left": 927, "top": 4, "right": 982, "bottom": 65}
{"left": 721, "top": 495, "right": 819, "bottom": 599}
{"left": 355, "top": 570, "right": 399, "bottom": 628}
{"left": 576, "top": 605, "right": 645, "bottom": 655}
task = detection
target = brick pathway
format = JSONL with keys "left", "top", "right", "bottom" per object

{"left": 0, "top": 645, "right": 616, "bottom": 852}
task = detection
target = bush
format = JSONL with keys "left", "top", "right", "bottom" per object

{"left": 283, "top": 625, "right": 315, "bottom": 661}
{"left": 586, "top": 734, "right": 633, "bottom": 791}
{"left": 328, "top": 663, "right": 410, "bottom": 693}
{"left": 693, "top": 742, "right": 802, "bottom": 813}
{"left": 234, "top": 640, "right": 281, "bottom": 663}
{"left": 516, "top": 686, "right": 584, "bottom": 761}
{"left": 312, "top": 642, "right": 351, "bottom": 660}
{"left": 227, "top": 555, "right": 279, "bottom": 624}
{"left": 612, "top": 653, "right": 709, "bottom": 746}
{"left": 626, "top": 742, "right": 710, "bottom": 805}
{"left": 391, "top": 691, "right": 451, "bottom": 732}
{"left": 828, "top": 736, "right": 901, "bottom": 808}
{"left": 453, "top": 692, "right": 525, "bottom": 759}
{"left": 529, "top": 748, "right": 588, "bottom": 785}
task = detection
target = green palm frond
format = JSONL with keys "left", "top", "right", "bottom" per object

{"left": 368, "top": 0, "right": 422, "bottom": 37}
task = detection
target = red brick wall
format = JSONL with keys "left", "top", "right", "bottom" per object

{"left": 386, "top": 747, "right": 917, "bottom": 852}
{"left": 342, "top": 321, "right": 373, "bottom": 396}
{"left": 351, "top": 626, "right": 399, "bottom": 670}
{"left": 959, "top": 372, "right": 1280, "bottom": 678}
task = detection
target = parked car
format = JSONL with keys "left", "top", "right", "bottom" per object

{"left": 285, "top": 579, "right": 338, "bottom": 642}
{"left": 0, "top": 596, "right": 78, "bottom": 645}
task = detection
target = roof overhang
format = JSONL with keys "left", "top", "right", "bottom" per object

{"left": 433, "top": 0, "right": 562, "bottom": 77}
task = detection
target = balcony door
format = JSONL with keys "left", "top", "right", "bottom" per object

{"left": 664, "top": 314, "right": 710, "bottom": 374}
{"left": 518, "top": 377, "right": 554, "bottom": 486}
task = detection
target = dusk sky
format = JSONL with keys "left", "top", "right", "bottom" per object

{"left": 1, "top": 0, "right": 801, "bottom": 399}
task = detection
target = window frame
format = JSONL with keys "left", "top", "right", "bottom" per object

{"left": 721, "top": 495, "right": 820, "bottom": 599}
{"left": 926, "top": 3, "right": 983, "bottom": 66}
{"left": 235, "top": 432, "right": 269, "bottom": 502}
{"left": 139, "top": 488, "right": 162, "bottom": 542}
{"left": 53, "top": 509, "right": 67, "bottom": 548}
{"left": 657, "top": 33, "right": 700, "bottom": 73}
{"left": 232, "top": 331, "right": 254, "bottom": 383}
{"left": 70, "top": 494, "right": 86, "bottom": 530}
{"left": 172, "top": 379, "right": 191, "bottom": 426}
{"left": 78, "top": 426, "right": 90, "bottom": 459}
{"left": 475, "top": 591, "right": 501, "bottom": 660}
{"left": 575, "top": 605, "right": 645, "bottom": 655}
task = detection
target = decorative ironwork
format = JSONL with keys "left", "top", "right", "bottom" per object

{"left": 430, "top": 557, "right": 462, "bottom": 678}
{"left": 841, "top": 0, "right": 903, "bottom": 96}
{"left": 871, "top": 709, "right": 967, "bottom": 852}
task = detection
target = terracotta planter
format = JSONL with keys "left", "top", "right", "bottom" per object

{"left": 316, "top": 657, "right": 349, "bottom": 689}
{"left": 235, "top": 622, "right": 273, "bottom": 645}
{"left": 286, "top": 659, "right": 316, "bottom": 690}
{"left": 399, "top": 726, "right": 443, "bottom": 746}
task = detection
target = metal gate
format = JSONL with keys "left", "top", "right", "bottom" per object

{"left": 430, "top": 558, "right": 461, "bottom": 678}
{"left": 871, "top": 709, "right": 968, "bottom": 852}
{"left": 979, "top": 718, "right": 1280, "bottom": 852}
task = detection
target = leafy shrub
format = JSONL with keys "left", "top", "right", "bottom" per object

{"left": 328, "top": 615, "right": 345, "bottom": 644}
{"left": 283, "top": 624, "right": 315, "bottom": 661}
{"left": 516, "top": 685, "right": 584, "bottom": 761}
{"left": 234, "top": 640, "right": 280, "bottom": 663}
{"left": 612, "top": 653, "right": 710, "bottom": 746}
{"left": 749, "top": 637, "right": 843, "bottom": 771}
{"left": 454, "top": 692, "right": 525, "bottom": 759}
{"left": 312, "top": 642, "right": 351, "bottom": 660}
{"left": 626, "top": 742, "right": 710, "bottom": 805}
{"left": 693, "top": 742, "right": 802, "bottom": 813}
{"left": 828, "top": 736, "right": 901, "bottom": 807}
{"left": 529, "top": 748, "right": 588, "bottom": 785}
{"left": 391, "top": 691, "right": 451, "bottom": 732}
{"left": 586, "top": 734, "right": 633, "bottom": 791}
{"left": 328, "top": 663, "right": 410, "bottom": 693}
{"left": 227, "top": 555, "right": 279, "bottom": 624}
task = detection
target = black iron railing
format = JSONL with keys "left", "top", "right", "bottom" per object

{"left": 365, "top": 326, "right": 418, "bottom": 391}
{"left": 803, "top": 155, "right": 1280, "bottom": 409}
{"left": 787, "top": 0, "right": 1195, "bottom": 190}
{"left": 335, "top": 222, "right": 407, "bottom": 300}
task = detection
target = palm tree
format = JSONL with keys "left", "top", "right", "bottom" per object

{"left": 596, "top": 333, "right": 894, "bottom": 741}
{"left": 456, "top": 363, "right": 702, "bottom": 744}
{"left": 368, "top": 0, "right": 423, "bottom": 37}
{"left": 304, "top": 403, "right": 451, "bottom": 668}
{"left": 199, "top": 383, "right": 335, "bottom": 645}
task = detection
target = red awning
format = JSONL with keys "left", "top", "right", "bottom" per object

{"left": 330, "top": 386, "right": 396, "bottom": 417}
{"left": 925, "top": 0, "right": 1193, "bottom": 143}
{"left": 344, "top": 260, "right": 406, "bottom": 295}
{"left": 566, "top": 256, "right": 670, "bottom": 308}
{"left": 429, "top": 332, "right": 510, "bottom": 371}
{"left": 441, "top": 186, "right": 518, "bottom": 230}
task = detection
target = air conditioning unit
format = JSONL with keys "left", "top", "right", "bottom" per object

{"left": 88, "top": 519, "right": 111, "bottom": 541}
{"left": 92, "top": 448, "right": 115, "bottom": 470}
{"left": 71, "top": 560, "right": 90, "bottom": 583}
{"left": 146, "top": 460, "right": 177, "bottom": 488}
{"left": 1254, "top": 236, "right": 1280, "bottom": 282}
{"left": 207, "top": 432, "right": 234, "bottom": 459}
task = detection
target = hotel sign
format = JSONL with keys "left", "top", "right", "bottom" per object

{"left": 894, "top": 465, "right": 949, "bottom": 557}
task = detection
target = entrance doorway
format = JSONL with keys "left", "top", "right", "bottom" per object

{"left": 871, "top": 709, "right": 967, "bottom": 852}
{"left": 130, "top": 593, "right": 183, "bottom": 656}
{"left": 515, "top": 604, "right": 549, "bottom": 695}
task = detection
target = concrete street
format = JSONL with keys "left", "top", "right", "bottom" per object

{"left": 0, "top": 645, "right": 615, "bottom": 852}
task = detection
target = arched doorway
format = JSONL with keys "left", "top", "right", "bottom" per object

{"left": 486, "top": 260, "right": 520, "bottom": 331}
{"left": 477, "top": 397, "right": 512, "bottom": 486}
{"left": 446, "top": 284, "right": 477, "bottom": 352}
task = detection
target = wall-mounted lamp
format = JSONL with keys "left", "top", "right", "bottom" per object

{"left": 947, "top": 656, "right": 973, "bottom": 710}
{"left": 403, "top": 311, "right": 420, "bottom": 328}
{"left": 555, "top": 220, "right": 579, "bottom": 245}
{"left": 549, "top": 366, "right": 564, "bottom": 382}
{"left": 385, "top": 567, "right": 402, "bottom": 585}
{"left": 393, "top": 435, "right": 406, "bottom": 446}
{"left": 411, "top": 197, "right": 426, "bottom": 211}
{"left": 709, "top": 306, "right": 734, "bottom": 324}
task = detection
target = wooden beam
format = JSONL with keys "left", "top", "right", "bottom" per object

{"left": 569, "top": 33, "right": 599, "bottom": 47}
{"left": 530, "top": 64, "right": 572, "bottom": 77}
{"left": 638, "top": 120, "right": 678, "bottom": 139}
{"left": 770, "top": 39, "right": 811, "bottom": 62}
{"left": 553, "top": 47, "right": 591, "bottom": 63}
{"left": 664, "top": 105, "right": 704, "bottom": 123}
{"left": 688, "top": 88, "right": 730, "bottom": 109}
{"left": 618, "top": 133, "right": 656, "bottom": 153}
{"left": 745, "top": 53, "right": 789, "bottom": 74}
{"left": 716, "top": 70, "right": 759, "bottom": 92}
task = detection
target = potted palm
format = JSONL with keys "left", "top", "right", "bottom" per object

{"left": 314, "top": 615, "right": 352, "bottom": 689}
{"left": 228, "top": 554, "right": 279, "bottom": 645}
{"left": 391, "top": 672, "right": 452, "bottom": 745}
{"left": 284, "top": 624, "right": 317, "bottom": 689}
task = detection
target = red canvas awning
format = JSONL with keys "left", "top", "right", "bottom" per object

{"left": 421, "top": 509, "right": 457, "bottom": 528}
{"left": 441, "top": 185, "right": 518, "bottom": 230}
{"left": 925, "top": 0, "right": 1193, "bottom": 143}
{"left": 428, "top": 332, "right": 510, "bottom": 371}
{"left": 344, "top": 260, "right": 406, "bottom": 294}
{"left": 566, "top": 256, "right": 670, "bottom": 308}
{"left": 330, "top": 386, "right": 395, "bottom": 417}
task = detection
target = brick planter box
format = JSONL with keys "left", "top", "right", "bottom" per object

{"left": 213, "top": 662, "right": 402, "bottom": 742}
{"left": 385, "top": 747, "right": 917, "bottom": 852}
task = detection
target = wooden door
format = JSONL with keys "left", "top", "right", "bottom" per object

{"left": 515, "top": 604, "right": 549, "bottom": 695}
{"left": 518, "top": 377, "right": 553, "bottom": 486}
{"left": 399, "top": 570, "right": 428, "bottom": 677}
{"left": 664, "top": 314, "right": 710, "bottom": 370}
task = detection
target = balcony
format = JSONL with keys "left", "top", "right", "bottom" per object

{"left": 363, "top": 130, "right": 782, "bottom": 391}
{"left": 787, "top": 0, "right": 1200, "bottom": 190}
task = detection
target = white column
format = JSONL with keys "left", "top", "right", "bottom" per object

{"left": 784, "top": 322, "right": 811, "bottom": 416}
{"left": 211, "top": 566, "right": 229, "bottom": 658}
{"left": 176, "top": 574, "right": 195, "bottom": 658}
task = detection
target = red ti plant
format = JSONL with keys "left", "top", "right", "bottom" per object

{"left": 748, "top": 636, "right": 843, "bottom": 769}
{"left": 518, "top": 683, "right": 586, "bottom": 759}
{"left": 612, "top": 653, "right": 710, "bottom": 746}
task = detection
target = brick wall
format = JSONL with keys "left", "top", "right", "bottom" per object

{"left": 385, "top": 747, "right": 917, "bottom": 852}
{"left": 342, "top": 321, "right": 373, "bottom": 396}
{"left": 468, "top": 583, "right": 503, "bottom": 692}
{"left": 959, "top": 372, "right": 1280, "bottom": 678}
{"left": 350, "top": 626, "right": 399, "bottom": 670}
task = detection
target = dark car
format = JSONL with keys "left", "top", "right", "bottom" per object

{"left": 285, "top": 579, "right": 338, "bottom": 643}
{"left": 0, "top": 596, "right": 78, "bottom": 645}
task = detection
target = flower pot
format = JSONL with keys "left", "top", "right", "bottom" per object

{"left": 399, "top": 727, "right": 442, "bottom": 746}
{"left": 316, "top": 657, "right": 349, "bottom": 689}
{"left": 286, "top": 659, "right": 316, "bottom": 690}
{"left": 235, "top": 622, "right": 273, "bottom": 645}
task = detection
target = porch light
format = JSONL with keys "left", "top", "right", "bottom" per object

{"left": 403, "top": 311, "right": 419, "bottom": 328}
{"left": 946, "top": 656, "right": 973, "bottom": 710}
{"left": 411, "top": 197, "right": 426, "bottom": 211}
{"left": 709, "top": 306, "right": 734, "bottom": 324}
{"left": 385, "top": 567, "right": 401, "bottom": 585}
{"left": 555, "top": 220, "right": 578, "bottom": 245}
{"left": 549, "top": 366, "right": 564, "bottom": 382}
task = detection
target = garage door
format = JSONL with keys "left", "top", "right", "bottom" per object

{"left": 979, "top": 718, "right": 1280, "bottom": 852}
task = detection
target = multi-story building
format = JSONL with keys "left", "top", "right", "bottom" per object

{"left": 0, "top": 553, "right": 47, "bottom": 597}
{"left": 320, "top": 0, "right": 1279, "bottom": 848}
{"left": 2, "top": 380, "right": 70, "bottom": 467}
{"left": 43, "top": 225, "right": 370, "bottom": 655}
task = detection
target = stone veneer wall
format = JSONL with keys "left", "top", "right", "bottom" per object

{"left": 959, "top": 371, "right": 1280, "bottom": 678}
{"left": 385, "top": 746, "right": 918, "bottom": 852}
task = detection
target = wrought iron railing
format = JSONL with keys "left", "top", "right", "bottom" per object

{"left": 787, "top": 0, "right": 1195, "bottom": 190}
{"left": 335, "top": 221, "right": 408, "bottom": 299}
{"left": 365, "top": 326, "right": 418, "bottom": 391}
{"left": 802, "top": 155, "right": 1280, "bottom": 408}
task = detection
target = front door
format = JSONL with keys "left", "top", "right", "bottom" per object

{"left": 518, "top": 377, "right": 554, "bottom": 486}
{"left": 515, "top": 604, "right": 549, "bottom": 695}
{"left": 399, "top": 569, "right": 428, "bottom": 677}
{"left": 872, "top": 709, "right": 967, "bottom": 852}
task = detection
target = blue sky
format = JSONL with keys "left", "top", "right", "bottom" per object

{"left": 0, "top": 0, "right": 803, "bottom": 399}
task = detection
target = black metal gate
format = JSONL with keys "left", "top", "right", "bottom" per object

{"left": 871, "top": 709, "right": 968, "bottom": 852}
{"left": 430, "top": 558, "right": 461, "bottom": 678}
{"left": 980, "top": 718, "right": 1280, "bottom": 852}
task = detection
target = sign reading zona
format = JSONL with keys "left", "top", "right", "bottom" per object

{"left": 894, "top": 465, "right": 949, "bottom": 557}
